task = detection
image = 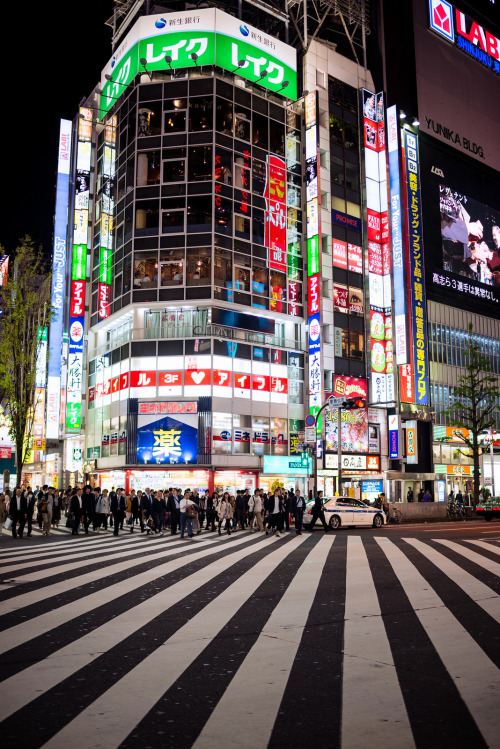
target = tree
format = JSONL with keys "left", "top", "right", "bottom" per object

{"left": 441, "top": 323, "right": 500, "bottom": 508}
{"left": 0, "top": 237, "right": 51, "bottom": 481}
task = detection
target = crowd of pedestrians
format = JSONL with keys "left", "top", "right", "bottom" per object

{"left": 0, "top": 484, "right": 327, "bottom": 540}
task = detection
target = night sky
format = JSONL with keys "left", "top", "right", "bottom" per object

{"left": 3, "top": 1, "right": 114, "bottom": 264}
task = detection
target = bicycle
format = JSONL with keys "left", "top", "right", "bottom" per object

{"left": 447, "top": 501, "right": 466, "bottom": 520}
{"left": 386, "top": 504, "right": 403, "bottom": 524}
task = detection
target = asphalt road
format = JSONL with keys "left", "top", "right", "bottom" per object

{"left": 1, "top": 519, "right": 500, "bottom": 749}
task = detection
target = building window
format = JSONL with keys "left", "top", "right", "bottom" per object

{"left": 186, "top": 247, "right": 211, "bottom": 285}
{"left": 189, "top": 96, "right": 213, "bottom": 131}
{"left": 164, "top": 109, "right": 186, "bottom": 133}
{"left": 137, "top": 151, "right": 161, "bottom": 186}
{"left": 188, "top": 146, "right": 213, "bottom": 181}
{"left": 138, "top": 106, "right": 161, "bottom": 136}
{"left": 135, "top": 200, "right": 159, "bottom": 236}
{"left": 133, "top": 253, "right": 158, "bottom": 287}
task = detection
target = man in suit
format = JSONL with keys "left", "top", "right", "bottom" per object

{"left": 308, "top": 491, "right": 329, "bottom": 532}
{"left": 151, "top": 491, "right": 164, "bottom": 536}
{"left": 9, "top": 487, "right": 23, "bottom": 538}
{"left": 110, "top": 491, "right": 126, "bottom": 536}
{"left": 166, "top": 491, "right": 180, "bottom": 535}
{"left": 81, "top": 486, "right": 95, "bottom": 534}
{"left": 70, "top": 489, "right": 84, "bottom": 535}
{"left": 290, "top": 489, "right": 306, "bottom": 535}
{"left": 19, "top": 488, "right": 36, "bottom": 537}
{"left": 139, "top": 490, "right": 152, "bottom": 533}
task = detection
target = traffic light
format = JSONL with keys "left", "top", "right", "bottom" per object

{"left": 342, "top": 398, "right": 367, "bottom": 410}
{"left": 300, "top": 451, "right": 309, "bottom": 467}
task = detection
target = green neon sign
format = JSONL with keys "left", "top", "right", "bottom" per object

{"left": 72, "top": 244, "right": 87, "bottom": 282}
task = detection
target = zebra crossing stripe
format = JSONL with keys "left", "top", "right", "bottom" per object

{"left": 0, "top": 534, "right": 249, "bottom": 645}
{"left": 0, "top": 533, "right": 147, "bottom": 560}
{"left": 0, "top": 534, "right": 224, "bottom": 617}
{"left": 433, "top": 539, "right": 500, "bottom": 576}
{"left": 0, "top": 534, "right": 279, "bottom": 721}
{"left": 376, "top": 537, "right": 500, "bottom": 749}
{"left": 465, "top": 539, "right": 500, "bottom": 556}
{"left": 0, "top": 536, "right": 163, "bottom": 574}
{"left": 192, "top": 536, "right": 334, "bottom": 749}
{"left": 405, "top": 539, "right": 500, "bottom": 624}
{"left": 342, "top": 536, "right": 415, "bottom": 749}
{"left": 39, "top": 535, "right": 310, "bottom": 749}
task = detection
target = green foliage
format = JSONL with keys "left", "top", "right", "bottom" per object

{"left": 270, "top": 479, "right": 284, "bottom": 493}
{"left": 0, "top": 237, "right": 51, "bottom": 475}
{"left": 441, "top": 323, "right": 500, "bottom": 507}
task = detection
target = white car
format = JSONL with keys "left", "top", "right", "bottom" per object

{"left": 303, "top": 497, "right": 385, "bottom": 529}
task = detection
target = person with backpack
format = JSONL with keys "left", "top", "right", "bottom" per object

{"left": 180, "top": 491, "right": 199, "bottom": 539}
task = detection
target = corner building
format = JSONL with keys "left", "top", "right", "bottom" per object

{"left": 82, "top": 6, "right": 306, "bottom": 493}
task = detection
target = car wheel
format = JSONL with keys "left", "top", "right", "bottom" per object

{"left": 373, "top": 513, "right": 384, "bottom": 528}
{"left": 330, "top": 515, "right": 341, "bottom": 530}
{"left": 485, "top": 513, "right": 493, "bottom": 522}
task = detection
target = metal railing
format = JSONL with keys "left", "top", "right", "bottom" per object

{"left": 93, "top": 324, "right": 306, "bottom": 357}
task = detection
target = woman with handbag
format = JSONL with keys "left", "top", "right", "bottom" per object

{"left": 179, "top": 492, "right": 199, "bottom": 539}
{"left": 217, "top": 493, "right": 233, "bottom": 536}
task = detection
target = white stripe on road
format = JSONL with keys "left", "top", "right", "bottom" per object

{"left": 465, "top": 539, "right": 500, "bottom": 555}
{"left": 0, "top": 534, "right": 255, "bottom": 654}
{"left": 0, "top": 534, "right": 269, "bottom": 720}
{"left": 0, "top": 536, "right": 161, "bottom": 574}
{"left": 405, "top": 539, "right": 500, "bottom": 624}
{"left": 193, "top": 536, "right": 334, "bottom": 749}
{"left": 0, "top": 532, "right": 145, "bottom": 560}
{"left": 433, "top": 539, "right": 500, "bottom": 576}
{"left": 0, "top": 534, "right": 226, "bottom": 616}
{"left": 342, "top": 536, "right": 415, "bottom": 749}
{"left": 376, "top": 537, "right": 500, "bottom": 749}
{"left": 40, "top": 535, "right": 309, "bottom": 749}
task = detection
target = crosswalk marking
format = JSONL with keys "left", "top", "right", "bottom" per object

{"left": 376, "top": 537, "right": 500, "bottom": 749}
{"left": 433, "top": 538, "right": 500, "bottom": 576}
{"left": 0, "top": 534, "right": 224, "bottom": 616}
{"left": 0, "top": 533, "right": 277, "bottom": 722}
{"left": 193, "top": 536, "right": 334, "bottom": 749}
{"left": 1, "top": 532, "right": 499, "bottom": 748}
{"left": 405, "top": 538, "right": 500, "bottom": 623}
{"left": 0, "top": 534, "right": 249, "bottom": 650}
{"left": 39, "top": 535, "right": 309, "bottom": 749}
{"left": 342, "top": 536, "right": 415, "bottom": 749}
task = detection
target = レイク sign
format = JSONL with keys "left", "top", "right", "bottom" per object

{"left": 429, "top": 1, "right": 500, "bottom": 76}
{"left": 99, "top": 8, "right": 297, "bottom": 118}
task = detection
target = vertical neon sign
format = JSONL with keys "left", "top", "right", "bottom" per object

{"left": 46, "top": 119, "right": 72, "bottom": 439}
{"left": 305, "top": 92, "right": 322, "bottom": 426}
{"left": 98, "top": 116, "right": 116, "bottom": 320}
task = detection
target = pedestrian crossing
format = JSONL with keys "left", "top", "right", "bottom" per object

{"left": 0, "top": 530, "right": 499, "bottom": 749}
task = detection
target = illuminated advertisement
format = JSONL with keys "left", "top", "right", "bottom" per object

{"left": 439, "top": 185, "right": 500, "bottom": 287}
{"left": 428, "top": 1, "right": 500, "bottom": 78}
{"left": 46, "top": 118, "right": 72, "bottom": 440}
{"left": 99, "top": 8, "right": 297, "bottom": 119}
{"left": 35, "top": 327, "right": 48, "bottom": 389}
{"left": 305, "top": 91, "right": 323, "bottom": 423}
{"left": 137, "top": 412, "right": 198, "bottom": 465}
{"left": 98, "top": 115, "right": 116, "bottom": 321}
{"left": 265, "top": 155, "right": 287, "bottom": 273}
{"left": 404, "top": 129, "right": 429, "bottom": 406}
{"left": 363, "top": 90, "right": 394, "bottom": 405}
{"left": 66, "top": 108, "right": 92, "bottom": 432}
{"left": 325, "top": 408, "right": 369, "bottom": 453}
{"left": 387, "top": 105, "right": 407, "bottom": 366}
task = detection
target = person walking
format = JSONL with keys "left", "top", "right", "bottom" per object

{"left": 265, "top": 488, "right": 285, "bottom": 538}
{"left": 206, "top": 492, "right": 217, "bottom": 531}
{"left": 94, "top": 489, "right": 110, "bottom": 532}
{"left": 249, "top": 490, "right": 264, "bottom": 532}
{"left": 20, "top": 488, "right": 36, "bottom": 537}
{"left": 8, "top": 487, "right": 23, "bottom": 538}
{"left": 290, "top": 489, "right": 306, "bottom": 535}
{"left": 0, "top": 492, "right": 7, "bottom": 536}
{"left": 180, "top": 492, "right": 199, "bottom": 538}
{"left": 70, "top": 488, "right": 84, "bottom": 535}
{"left": 234, "top": 491, "right": 246, "bottom": 531}
{"left": 151, "top": 491, "right": 164, "bottom": 536}
{"left": 217, "top": 494, "right": 233, "bottom": 536}
{"left": 131, "top": 492, "right": 141, "bottom": 532}
{"left": 166, "top": 490, "right": 179, "bottom": 535}
{"left": 308, "top": 490, "right": 329, "bottom": 532}
{"left": 41, "top": 489, "right": 54, "bottom": 536}
{"left": 52, "top": 490, "right": 62, "bottom": 528}
{"left": 82, "top": 485, "right": 94, "bottom": 534}
{"left": 110, "top": 490, "right": 126, "bottom": 536}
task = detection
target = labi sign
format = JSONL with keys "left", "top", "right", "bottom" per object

{"left": 429, "top": 1, "right": 500, "bottom": 77}
{"left": 100, "top": 8, "right": 297, "bottom": 118}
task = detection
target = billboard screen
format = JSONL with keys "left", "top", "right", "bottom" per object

{"left": 137, "top": 412, "right": 198, "bottom": 465}
{"left": 420, "top": 133, "right": 500, "bottom": 312}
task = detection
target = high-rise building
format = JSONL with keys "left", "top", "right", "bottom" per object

{"left": 45, "top": 0, "right": 499, "bottom": 504}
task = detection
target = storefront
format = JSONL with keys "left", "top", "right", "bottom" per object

{"left": 94, "top": 468, "right": 258, "bottom": 495}
{"left": 261, "top": 456, "right": 309, "bottom": 494}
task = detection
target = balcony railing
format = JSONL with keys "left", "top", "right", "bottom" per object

{"left": 94, "top": 324, "right": 306, "bottom": 358}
